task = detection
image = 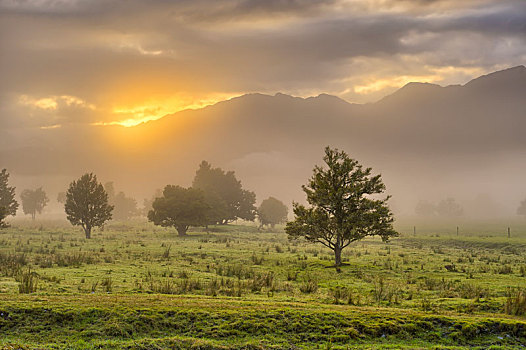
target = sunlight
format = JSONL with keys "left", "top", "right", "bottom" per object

{"left": 101, "top": 93, "right": 240, "bottom": 127}
{"left": 353, "top": 74, "right": 442, "bottom": 94}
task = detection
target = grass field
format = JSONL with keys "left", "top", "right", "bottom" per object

{"left": 0, "top": 218, "right": 525, "bottom": 349}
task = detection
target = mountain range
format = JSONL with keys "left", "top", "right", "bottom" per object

{"left": 2, "top": 66, "right": 526, "bottom": 215}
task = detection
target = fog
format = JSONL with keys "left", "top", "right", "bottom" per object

{"left": 2, "top": 66, "right": 526, "bottom": 222}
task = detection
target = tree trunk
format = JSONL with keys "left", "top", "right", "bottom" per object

{"left": 31, "top": 213, "right": 35, "bottom": 221}
{"left": 334, "top": 246, "right": 342, "bottom": 267}
{"left": 176, "top": 225, "right": 188, "bottom": 236}
{"left": 84, "top": 227, "right": 91, "bottom": 239}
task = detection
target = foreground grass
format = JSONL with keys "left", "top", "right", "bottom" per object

{"left": 0, "top": 219, "right": 526, "bottom": 348}
{"left": 1, "top": 294, "right": 525, "bottom": 349}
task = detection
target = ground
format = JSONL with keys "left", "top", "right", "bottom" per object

{"left": 0, "top": 218, "right": 525, "bottom": 349}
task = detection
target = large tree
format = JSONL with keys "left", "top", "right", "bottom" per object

{"left": 104, "top": 182, "right": 138, "bottom": 220}
{"left": 142, "top": 189, "right": 162, "bottom": 216}
{"left": 64, "top": 173, "right": 113, "bottom": 239}
{"left": 57, "top": 191, "right": 66, "bottom": 204}
{"left": 0, "top": 169, "right": 18, "bottom": 228}
{"left": 258, "top": 197, "right": 288, "bottom": 229}
{"left": 20, "top": 188, "right": 49, "bottom": 220}
{"left": 286, "top": 147, "right": 397, "bottom": 267}
{"left": 436, "top": 197, "right": 463, "bottom": 217}
{"left": 192, "top": 161, "right": 256, "bottom": 224}
{"left": 148, "top": 185, "right": 209, "bottom": 236}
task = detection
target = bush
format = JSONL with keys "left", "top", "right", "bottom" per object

{"left": 16, "top": 269, "right": 38, "bottom": 294}
{"left": 0, "top": 252, "right": 27, "bottom": 277}
{"left": 299, "top": 274, "right": 318, "bottom": 294}
{"left": 504, "top": 287, "right": 526, "bottom": 316}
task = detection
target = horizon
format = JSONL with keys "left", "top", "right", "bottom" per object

{"left": 1, "top": 0, "right": 526, "bottom": 218}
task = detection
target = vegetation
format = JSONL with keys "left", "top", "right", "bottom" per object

{"left": 64, "top": 173, "right": 114, "bottom": 239}
{"left": 2, "top": 154, "right": 526, "bottom": 349}
{"left": 0, "top": 220, "right": 525, "bottom": 348}
{"left": 105, "top": 182, "right": 139, "bottom": 220}
{"left": 148, "top": 185, "right": 209, "bottom": 236}
{"left": 0, "top": 169, "right": 18, "bottom": 228}
{"left": 193, "top": 161, "right": 257, "bottom": 224}
{"left": 20, "top": 187, "right": 49, "bottom": 220}
{"left": 56, "top": 191, "right": 66, "bottom": 204}
{"left": 257, "top": 197, "right": 288, "bottom": 229}
{"left": 437, "top": 197, "right": 464, "bottom": 217}
{"left": 286, "top": 147, "right": 397, "bottom": 267}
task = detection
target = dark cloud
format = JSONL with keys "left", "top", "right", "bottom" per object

{"left": 0, "top": 0, "right": 525, "bottom": 128}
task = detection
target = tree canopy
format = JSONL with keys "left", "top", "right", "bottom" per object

{"left": 192, "top": 161, "right": 256, "bottom": 224}
{"left": 148, "top": 185, "right": 209, "bottom": 236}
{"left": 104, "top": 182, "right": 138, "bottom": 221}
{"left": 20, "top": 187, "right": 49, "bottom": 220}
{"left": 258, "top": 197, "right": 288, "bottom": 229}
{"left": 0, "top": 169, "right": 18, "bottom": 228}
{"left": 64, "top": 173, "right": 113, "bottom": 239}
{"left": 57, "top": 192, "right": 66, "bottom": 204}
{"left": 436, "top": 198, "right": 463, "bottom": 217}
{"left": 286, "top": 146, "right": 397, "bottom": 267}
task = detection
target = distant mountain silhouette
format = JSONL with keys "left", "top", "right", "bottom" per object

{"left": 2, "top": 66, "right": 525, "bottom": 214}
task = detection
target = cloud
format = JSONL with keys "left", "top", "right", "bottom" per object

{"left": 0, "top": 0, "right": 524, "bottom": 127}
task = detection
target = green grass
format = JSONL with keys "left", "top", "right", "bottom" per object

{"left": 0, "top": 218, "right": 525, "bottom": 348}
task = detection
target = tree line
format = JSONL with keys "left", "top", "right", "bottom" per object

{"left": 4, "top": 146, "right": 526, "bottom": 267}
{"left": 0, "top": 161, "right": 289, "bottom": 236}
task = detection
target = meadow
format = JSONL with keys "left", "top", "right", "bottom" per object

{"left": 0, "top": 218, "right": 525, "bottom": 349}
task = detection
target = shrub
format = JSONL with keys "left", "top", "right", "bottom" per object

{"left": 504, "top": 288, "right": 526, "bottom": 316}
{"left": 16, "top": 269, "right": 38, "bottom": 294}
{"left": 299, "top": 274, "right": 318, "bottom": 293}
{"left": 101, "top": 277, "right": 113, "bottom": 293}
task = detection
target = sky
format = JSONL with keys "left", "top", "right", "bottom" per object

{"left": 1, "top": 0, "right": 525, "bottom": 127}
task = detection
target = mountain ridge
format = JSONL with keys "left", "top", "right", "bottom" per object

{"left": 142, "top": 65, "right": 525, "bottom": 128}
{"left": 2, "top": 65, "right": 525, "bottom": 214}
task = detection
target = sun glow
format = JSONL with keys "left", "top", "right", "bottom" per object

{"left": 354, "top": 74, "right": 442, "bottom": 94}
{"left": 353, "top": 66, "right": 485, "bottom": 95}
{"left": 100, "top": 93, "right": 240, "bottom": 127}
{"left": 19, "top": 95, "right": 96, "bottom": 110}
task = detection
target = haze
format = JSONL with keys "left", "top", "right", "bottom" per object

{"left": 1, "top": 0, "right": 526, "bottom": 219}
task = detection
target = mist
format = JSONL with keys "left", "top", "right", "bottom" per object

{"left": 2, "top": 66, "right": 525, "bottom": 224}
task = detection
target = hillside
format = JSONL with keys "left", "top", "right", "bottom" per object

{"left": 2, "top": 66, "right": 525, "bottom": 214}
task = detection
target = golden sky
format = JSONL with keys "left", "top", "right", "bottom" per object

{"left": 1, "top": 0, "right": 525, "bottom": 128}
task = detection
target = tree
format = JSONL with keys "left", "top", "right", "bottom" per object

{"left": 142, "top": 189, "right": 162, "bottom": 216}
{"left": 0, "top": 207, "right": 8, "bottom": 229}
{"left": 286, "top": 147, "right": 397, "bottom": 267}
{"left": 192, "top": 161, "right": 256, "bottom": 223}
{"left": 148, "top": 185, "right": 208, "bottom": 236}
{"left": 258, "top": 197, "right": 288, "bottom": 229}
{"left": 57, "top": 192, "right": 66, "bottom": 204}
{"left": 415, "top": 200, "right": 436, "bottom": 217}
{"left": 0, "top": 169, "right": 18, "bottom": 228}
{"left": 64, "top": 173, "right": 113, "bottom": 239}
{"left": 202, "top": 191, "right": 230, "bottom": 228}
{"left": 112, "top": 192, "right": 138, "bottom": 220}
{"left": 104, "top": 182, "right": 137, "bottom": 220}
{"left": 517, "top": 198, "right": 526, "bottom": 217}
{"left": 20, "top": 188, "right": 49, "bottom": 220}
{"left": 436, "top": 198, "right": 463, "bottom": 217}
